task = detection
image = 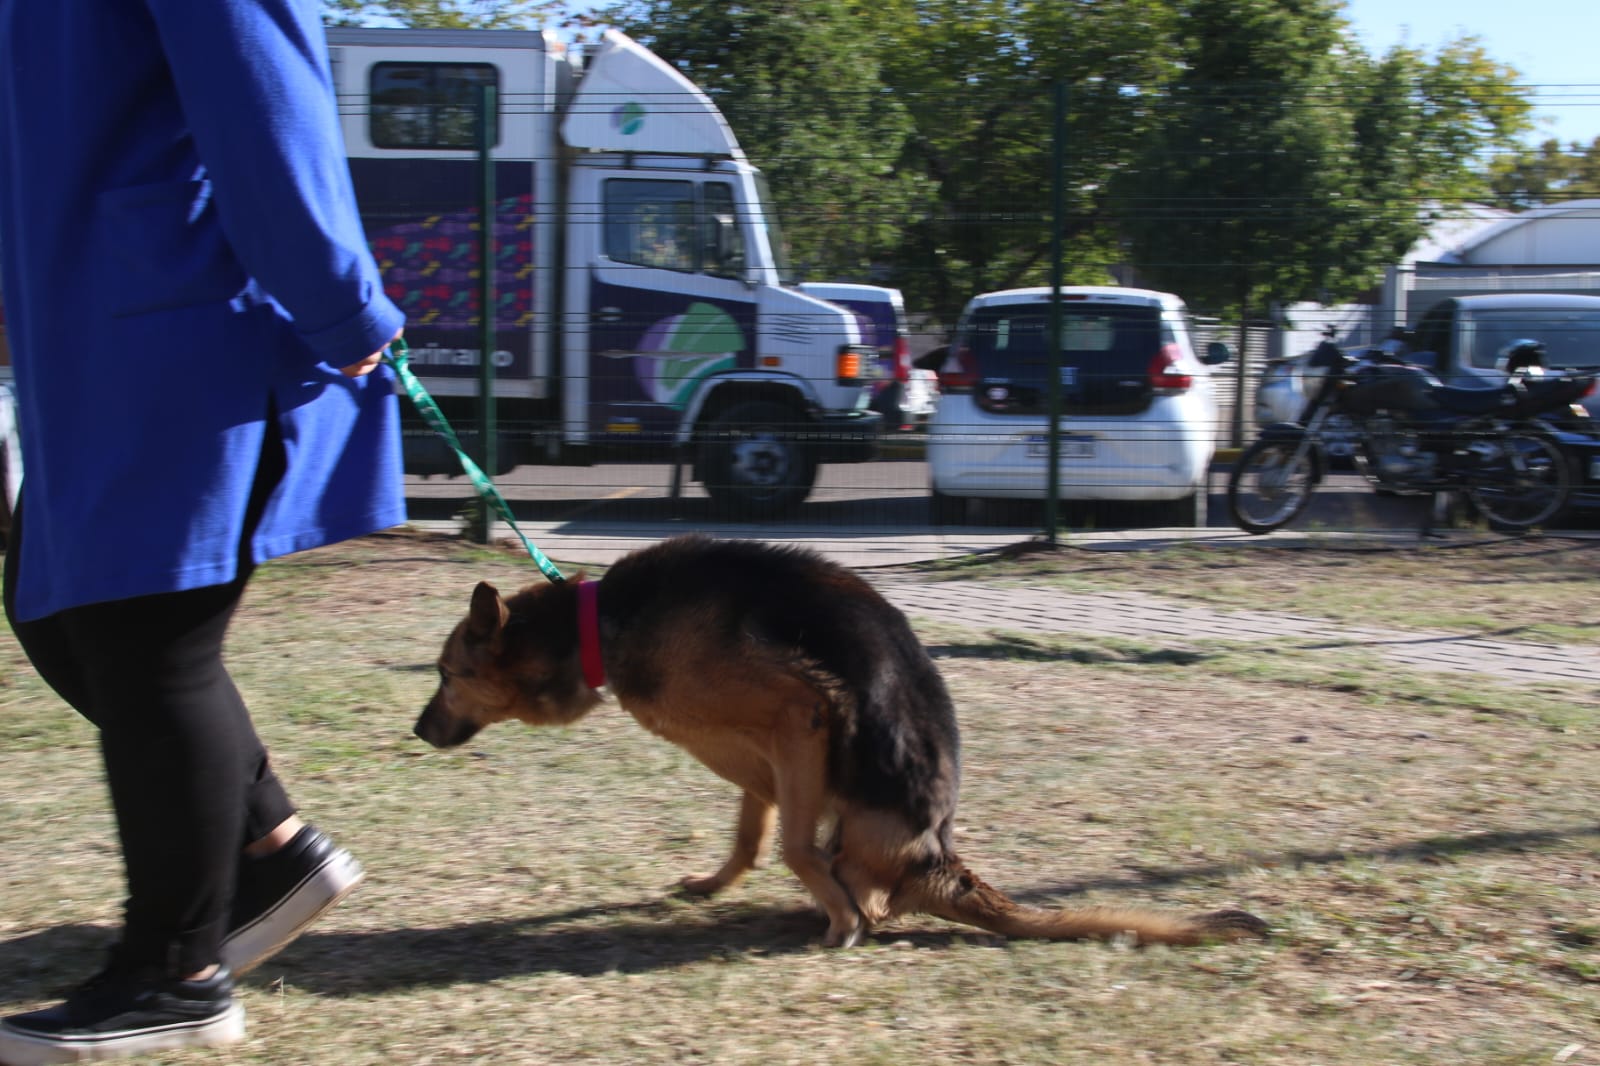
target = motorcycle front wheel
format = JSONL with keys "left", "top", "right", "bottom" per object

{"left": 1465, "top": 430, "right": 1571, "bottom": 531}
{"left": 1227, "top": 437, "right": 1318, "bottom": 534}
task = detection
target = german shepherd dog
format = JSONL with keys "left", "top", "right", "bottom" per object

{"left": 415, "top": 535, "right": 1266, "bottom": 948}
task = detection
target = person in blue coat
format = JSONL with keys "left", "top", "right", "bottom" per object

{"left": 0, "top": 1, "right": 406, "bottom": 1060}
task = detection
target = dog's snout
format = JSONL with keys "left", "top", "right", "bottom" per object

{"left": 414, "top": 692, "right": 483, "bottom": 749}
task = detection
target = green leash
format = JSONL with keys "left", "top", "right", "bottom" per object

{"left": 383, "top": 337, "right": 567, "bottom": 584}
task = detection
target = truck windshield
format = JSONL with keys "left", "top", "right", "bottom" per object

{"left": 751, "top": 173, "right": 794, "bottom": 286}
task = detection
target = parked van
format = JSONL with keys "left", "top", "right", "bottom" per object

{"left": 797, "top": 283, "right": 916, "bottom": 429}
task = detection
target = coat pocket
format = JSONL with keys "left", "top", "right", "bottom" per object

{"left": 103, "top": 179, "right": 250, "bottom": 318}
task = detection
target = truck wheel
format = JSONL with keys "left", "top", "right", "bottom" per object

{"left": 701, "top": 401, "right": 817, "bottom": 518}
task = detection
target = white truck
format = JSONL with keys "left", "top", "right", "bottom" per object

{"left": 327, "top": 27, "right": 882, "bottom": 515}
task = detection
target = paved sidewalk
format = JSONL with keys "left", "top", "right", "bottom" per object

{"left": 870, "top": 579, "right": 1600, "bottom": 688}
{"left": 421, "top": 519, "right": 1600, "bottom": 688}
{"left": 427, "top": 518, "right": 1440, "bottom": 569}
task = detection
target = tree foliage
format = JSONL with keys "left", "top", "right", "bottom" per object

{"left": 323, "top": 0, "right": 563, "bottom": 29}
{"left": 868, "top": 0, "right": 1186, "bottom": 314}
{"left": 1116, "top": 0, "right": 1360, "bottom": 315}
{"left": 1117, "top": 3, "right": 1532, "bottom": 319}
{"left": 1487, "top": 137, "right": 1600, "bottom": 209}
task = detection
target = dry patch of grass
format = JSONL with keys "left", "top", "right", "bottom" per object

{"left": 1, "top": 530, "right": 1597, "bottom": 1065}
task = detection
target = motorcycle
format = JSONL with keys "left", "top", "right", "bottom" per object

{"left": 1228, "top": 341, "right": 1598, "bottom": 534}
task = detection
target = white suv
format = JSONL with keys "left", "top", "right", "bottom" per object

{"left": 927, "top": 286, "right": 1230, "bottom": 525}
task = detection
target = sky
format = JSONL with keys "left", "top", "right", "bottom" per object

{"left": 1340, "top": 0, "right": 1600, "bottom": 146}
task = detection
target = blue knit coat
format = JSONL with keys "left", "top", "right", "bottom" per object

{"left": 0, "top": 0, "right": 406, "bottom": 621}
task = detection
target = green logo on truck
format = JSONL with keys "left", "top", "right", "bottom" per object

{"left": 613, "top": 101, "right": 646, "bottom": 136}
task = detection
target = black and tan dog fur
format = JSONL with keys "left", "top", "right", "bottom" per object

{"left": 416, "top": 534, "right": 1266, "bottom": 948}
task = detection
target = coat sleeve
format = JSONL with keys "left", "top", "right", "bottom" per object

{"left": 143, "top": 0, "right": 403, "bottom": 367}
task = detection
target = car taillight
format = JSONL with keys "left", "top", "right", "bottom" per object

{"left": 892, "top": 335, "right": 911, "bottom": 382}
{"left": 936, "top": 346, "right": 979, "bottom": 391}
{"left": 1148, "top": 343, "right": 1192, "bottom": 395}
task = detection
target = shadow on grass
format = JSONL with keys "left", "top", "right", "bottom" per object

{"left": 1008, "top": 821, "right": 1600, "bottom": 904}
{"left": 927, "top": 638, "right": 1208, "bottom": 667}
{"left": 3, "top": 822, "right": 1594, "bottom": 1002}
{"left": 0, "top": 901, "right": 963, "bottom": 1003}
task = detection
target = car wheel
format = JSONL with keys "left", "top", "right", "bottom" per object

{"left": 1149, "top": 490, "right": 1203, "bottom": 529}
{"left": 929, "top": 486, "right": 969, "bottom": 525}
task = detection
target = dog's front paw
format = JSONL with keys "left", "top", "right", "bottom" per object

{"left": 679, "top": 873, "right": 726, "bottom": 897}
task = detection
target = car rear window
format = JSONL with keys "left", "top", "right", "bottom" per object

{"left": 959, "top": 302, "right": 1170, "bottom": 415}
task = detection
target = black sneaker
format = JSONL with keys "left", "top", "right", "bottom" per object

{"left": 0, "top": 962, "right": 244, "bottom": 1064}
{"left": 222, "top": 825, "right": 364, "bottom": 976}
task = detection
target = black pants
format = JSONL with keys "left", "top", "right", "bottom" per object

{"left": 2, "top": 427, "right": 294, "bottom": 976}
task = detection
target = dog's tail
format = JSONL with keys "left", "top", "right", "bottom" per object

{"left": 901, "top": 856, "right": 1268, "bottom": 946}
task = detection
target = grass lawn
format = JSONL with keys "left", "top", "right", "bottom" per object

{"left": 1, "top": 530, "right": 1596, "bottom": 1065}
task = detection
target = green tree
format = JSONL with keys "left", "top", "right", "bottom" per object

{"left": 867, "top": 0, "right": 1184, "bottom": 321}
{"left": 605, "top": 0, "right": 929, "bottom": 284}
{"left": 1115, "top": 0, "right": 1531, "bottom": 442}
{"left": 1488, "top": 136, "right": 1600, "bottom": 208}
{"left": 1119, "top": 14, "right": 1531, "bottom": 313}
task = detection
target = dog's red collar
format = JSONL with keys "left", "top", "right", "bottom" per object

{"left": 577, "top": 579, "right": 605, "bottom": 690}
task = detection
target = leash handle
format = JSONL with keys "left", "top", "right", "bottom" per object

{"left": 383, "top": 337, "right": 567, "bottom": 584}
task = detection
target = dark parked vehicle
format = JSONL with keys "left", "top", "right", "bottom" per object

{"left": 1230, "top": 342, "right": 1597, "bottom": 533}
{"left": 1256, "top": 293, "right": 1600, "bottom": 517}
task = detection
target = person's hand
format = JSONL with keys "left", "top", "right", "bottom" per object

{"left": 340, "top": 329, "right": 404, "bottom": 377}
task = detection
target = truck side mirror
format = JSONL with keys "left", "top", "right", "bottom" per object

{"left": 707, "top": 213, "right": 744, "bottom": 278}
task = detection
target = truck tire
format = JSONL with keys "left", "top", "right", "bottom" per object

{"left": 701, "top": 401, "right": 817, "bottom": 518}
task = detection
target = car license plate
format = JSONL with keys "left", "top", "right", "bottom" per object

{"left": 1026, "top": 433, "right": 1095, "bottom": 459}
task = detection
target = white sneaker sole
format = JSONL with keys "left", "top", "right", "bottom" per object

{"left": 221, "top": 850, "right": 365, "bottom": 976}
{"left": 0, "top": 1003, "right": 245, "bottom": 1065}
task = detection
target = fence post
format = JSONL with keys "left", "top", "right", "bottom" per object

{"left": 1045, "top": 81, "right": 1067, "bottom": 545}
{"left": 475, "top": 83, "right": 498, "bottom": 544}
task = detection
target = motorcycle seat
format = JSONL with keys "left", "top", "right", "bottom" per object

{"left": 1504, "top": 373, "right": 1595, "bottom": 419}
{"left": 1425, "top": 382, "right": 1514, "bottom": 416}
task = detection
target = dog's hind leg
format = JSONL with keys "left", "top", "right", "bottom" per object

{"left": 681, "top": 790, "right": 776, "bottom": 897}
{"left": 828, "top": 808, "right": 925, "bottom": 928}
{"left": 773, "top": 749, "right": 865, "bottom": 948}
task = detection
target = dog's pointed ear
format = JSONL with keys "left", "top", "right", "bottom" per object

{"left": 468, "top": 582, "right": 509, "bottom": 640}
